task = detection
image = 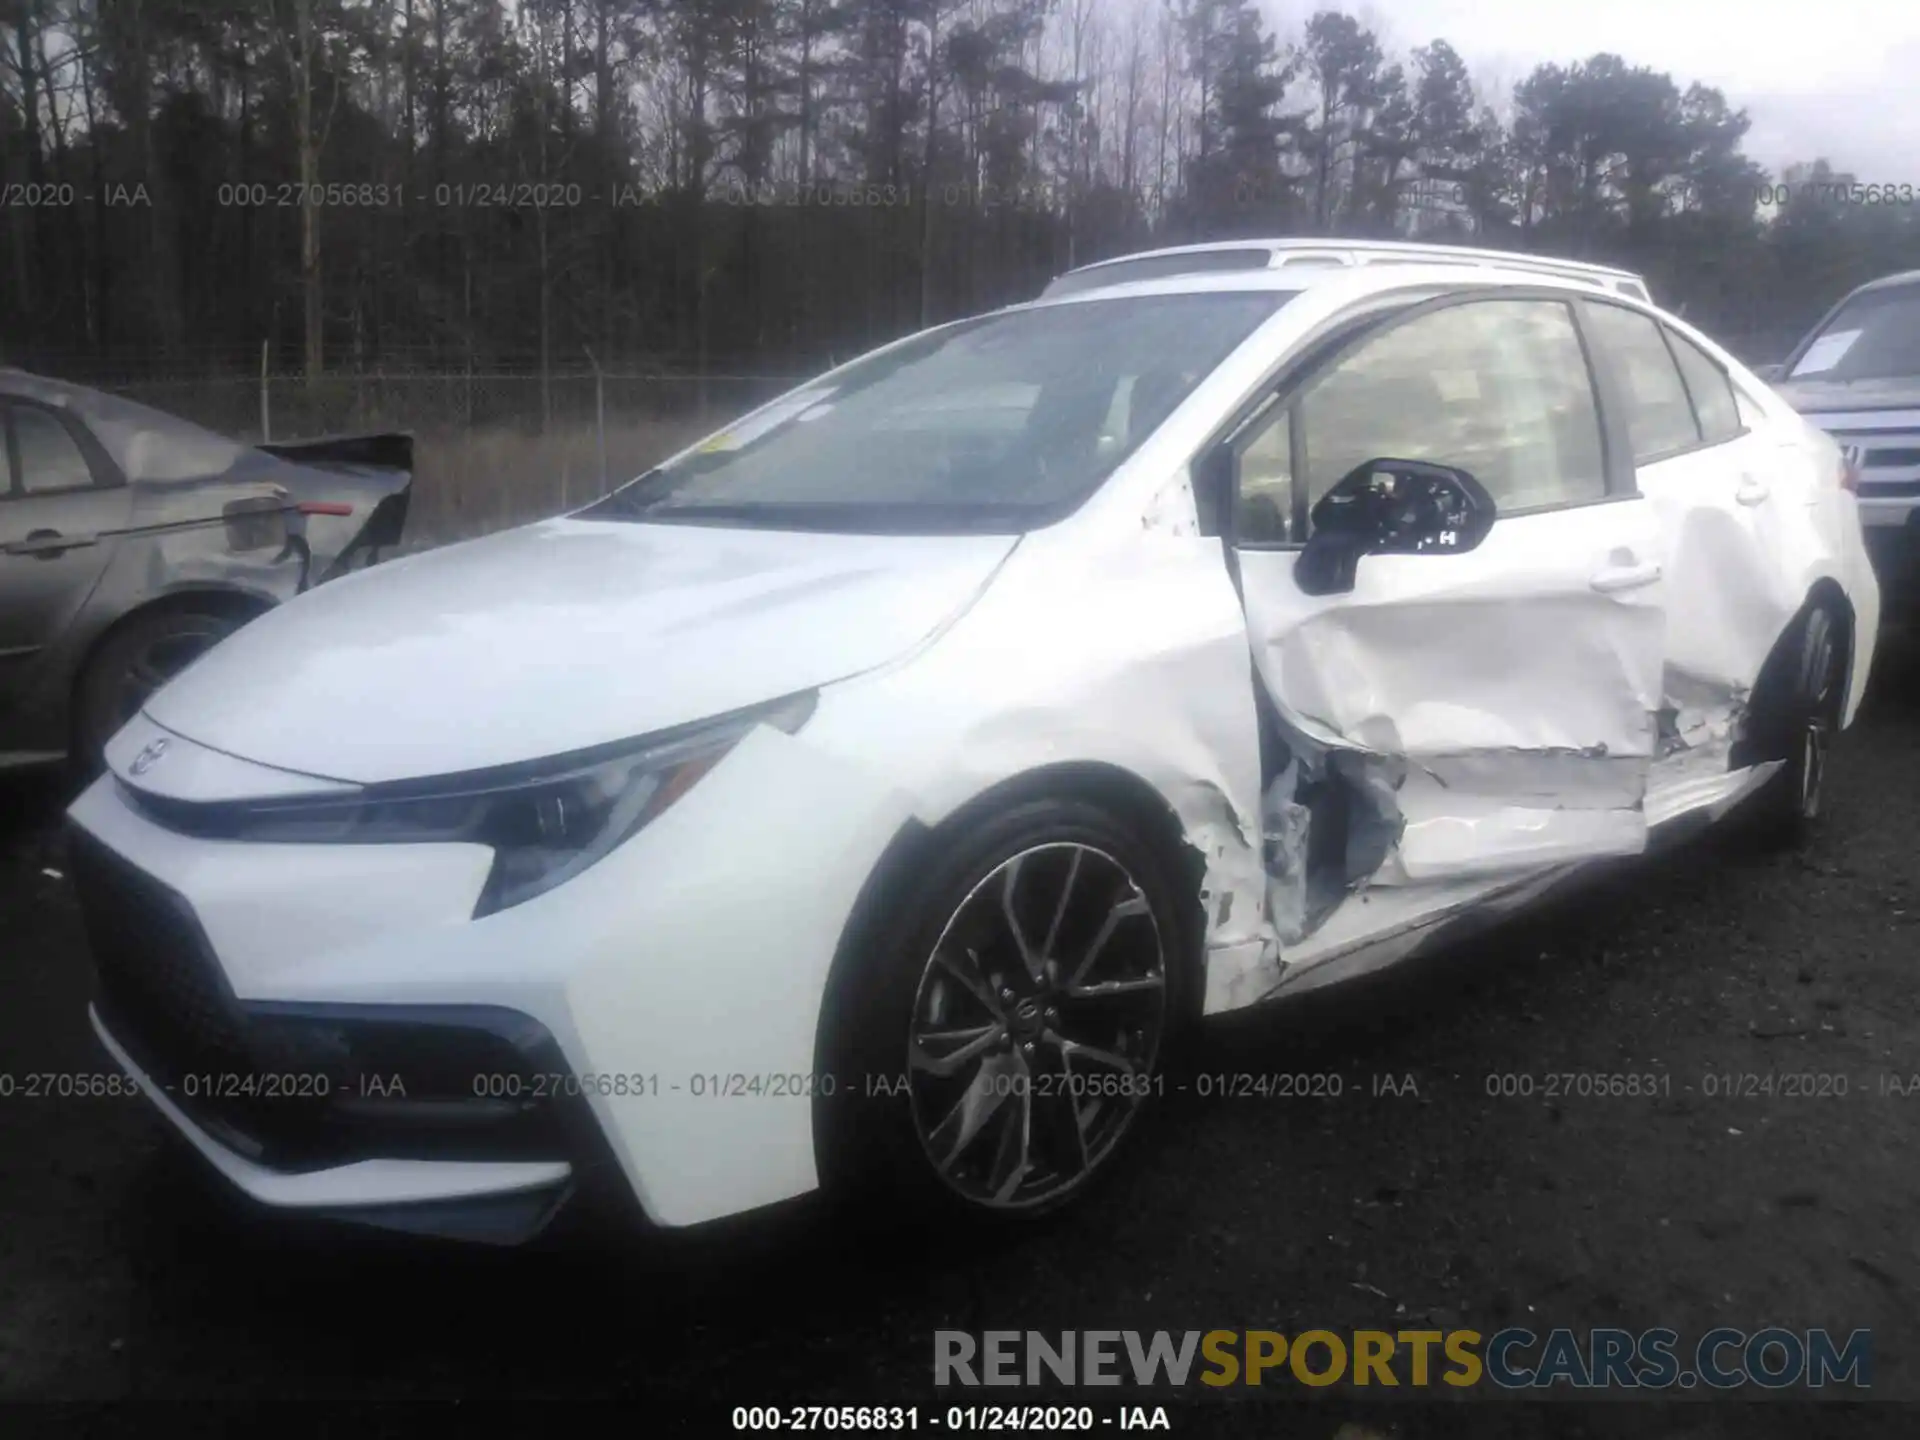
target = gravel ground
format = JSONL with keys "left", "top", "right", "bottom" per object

{"left": 5, "top": 639, "right": 1920, "bottom": 1436}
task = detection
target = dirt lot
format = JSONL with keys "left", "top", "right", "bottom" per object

{"left": 5, "top": 639, "right": 1920, "bottom": 1435}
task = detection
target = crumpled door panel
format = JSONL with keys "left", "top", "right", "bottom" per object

{"left": 1240, "top": 501, "right": 1667, "bottom": 904}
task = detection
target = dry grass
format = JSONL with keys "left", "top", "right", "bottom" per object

{"left": 401, "top": 415, "right": 711, "bottom": 547}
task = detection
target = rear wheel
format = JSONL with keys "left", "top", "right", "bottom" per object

{"left": 816, "top": 797, "right": 1195, "bottom": 1225}
{"left": 72, "top": 606, "right": 250, "bottom": 776}
{"left": 1745, "top": 602, "right": 1845, "bottom": 849}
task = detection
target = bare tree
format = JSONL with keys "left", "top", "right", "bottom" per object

{"left": 272, "top": 0, "right": 347, "bottom": 381}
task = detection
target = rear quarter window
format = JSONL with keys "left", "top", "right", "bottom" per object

{"left": 1663, "top": 328, "right": 1744, "bottom": 444}
{"left": 11, "top": 405, "right": 96, "bottom": 494}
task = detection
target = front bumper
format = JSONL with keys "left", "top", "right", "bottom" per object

{"left": 69, "top": 721, "right": 916, "bottom": 1236}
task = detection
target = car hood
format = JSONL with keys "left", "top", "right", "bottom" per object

{"left": 143, "top": 517, "right": 1019, "bottom": 784}
{"left": 1773, "top": 375, "right": 1920, "bottom": 418}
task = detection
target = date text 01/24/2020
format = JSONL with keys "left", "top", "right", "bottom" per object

{"left": 730, "top": 1406, "right": 1173, "bottom": 1432}
{"left": 458, "top": 1070, "right": 1421, "bottom": 1101}
{"left": 0, "top": 1071, "right": 403, "bottom": 1101}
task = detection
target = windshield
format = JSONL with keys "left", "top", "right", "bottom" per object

{"left": 582, "top": 291, "right": 1288, "bottom": 534}
{"left": 1787, "top": 282, "right": 1920, "bottom": 382}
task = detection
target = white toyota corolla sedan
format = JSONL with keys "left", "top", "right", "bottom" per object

{"left": 68, "top": 258, "right": 1879, "bottom": 1243}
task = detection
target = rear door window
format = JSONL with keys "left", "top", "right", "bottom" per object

{"left": 1582, "top": 304, "right": 1701, "bottom": 462}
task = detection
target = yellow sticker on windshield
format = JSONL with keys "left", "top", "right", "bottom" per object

{"left": 692, "top": 389, "right": 837, "bottom": 455}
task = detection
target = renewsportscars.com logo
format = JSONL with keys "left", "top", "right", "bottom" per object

{"left": 934, "top": 1328, "right": 1872, "bottom": 1390}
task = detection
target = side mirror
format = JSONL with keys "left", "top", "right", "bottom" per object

{"left": 1295, "top": 458, "right": 1496, "bottom": 596}
{"left": 1752, "top": 362, "right": 1785, "bottom": 383}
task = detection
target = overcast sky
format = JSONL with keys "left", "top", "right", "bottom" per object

{"left": 1323, "top": 0, "right": 1920, "bottom": 181}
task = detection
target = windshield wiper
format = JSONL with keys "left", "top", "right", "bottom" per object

{"left": 575, "top": 469, "right": 671, "bottom": 519}
{"left": 584, "top": 498, "right": 1036, "bottom": 534}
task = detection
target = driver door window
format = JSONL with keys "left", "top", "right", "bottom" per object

{"left": 1235, "top": 404, "right": 1294, "bottom": 542}
{"left": 1231, "top": 298, "right": 1608, "bottom": 542}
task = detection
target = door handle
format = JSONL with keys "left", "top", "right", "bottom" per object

{"left": 1735, "top": 475, "right": 1770, "bottom": 506}
{"left": 1590, "top": 560, "right": 1662, "bottom": 593}
{"left": 3, "top": 528, "right": 95, "bottom": 559}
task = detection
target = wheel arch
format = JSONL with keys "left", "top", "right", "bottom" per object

{"left": 1806, "top": 576, "right": 1859, "bottom": 723}
{"left": 1731, "top": 578, "right": 1855, "bottom": 768}
{"left": 1776, "top": 577, "right": 1855, "bottom": 714}
{"left": 67, "top": 584, "right": 279, "bottom": 753}
{"left": 925, "top": 761, "right": 1203, "bottom": 884}
{"left": 809, "top": 759, "right": 1211, "bottom": 1176}
{"left": 828, "top": 759, "right": 1209, "bottom": 989}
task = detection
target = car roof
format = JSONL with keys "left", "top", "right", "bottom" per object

{"left": 1017, "top": 262, "right": 1643, "bottom": 310}
{"left": 0, "top": 366, "right": 115, "bottom": 409}
{"left": 0, "top": 365, "right": 211, "bottom": 425}
{"left": 1062, "top": 236, "right": 1644, "bottom": 277}
{"left": 1848, "top": 269, "right": 1920, "bottom": 295}
{"left": 0, "top": 366, "right": 249, "bottom": 482}
{"left": 1044, "top": 238, "right": 1650, "bottom": 301}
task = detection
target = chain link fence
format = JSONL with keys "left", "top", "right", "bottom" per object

{"left": 97, "top": 370, "right": 804, "bottom": 547}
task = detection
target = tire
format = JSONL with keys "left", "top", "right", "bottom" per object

{"left": 815, "top": 796, "right": 1197, "bottom": 1228}
{"left": 1743, "top": 601, "right": 1846, "bottom": 851}
{"left": 72, "top": 606, "right": 249, "bottom": 777}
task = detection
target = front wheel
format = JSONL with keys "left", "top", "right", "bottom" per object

{"left": 816, "top": 797, "right": 1196, "bottom": 1223}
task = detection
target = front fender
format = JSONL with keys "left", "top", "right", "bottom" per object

{"left": 800, "top": 523, "right": 1275, "bottom": 1010}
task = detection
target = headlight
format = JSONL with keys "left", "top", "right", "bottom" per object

{"left": 122, "top": 692, "right": 815, "bottom": 916}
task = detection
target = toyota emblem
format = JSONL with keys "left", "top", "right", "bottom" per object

{"left": 129, "top": 738, "right": 170, "bottom": 775}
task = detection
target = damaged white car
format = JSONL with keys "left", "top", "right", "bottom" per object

{"left": 68, "top": 261, "right": 1878, "bottom": 1242}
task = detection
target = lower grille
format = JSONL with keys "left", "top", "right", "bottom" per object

{"left": 66, "top": 826, "right": 336, "bottom": 1162}
{"left": 67, "top": 824, "right": 601, "bottom": 1180}
{"left": 69, "top": 827, "right": 254, "bottom": 1082}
